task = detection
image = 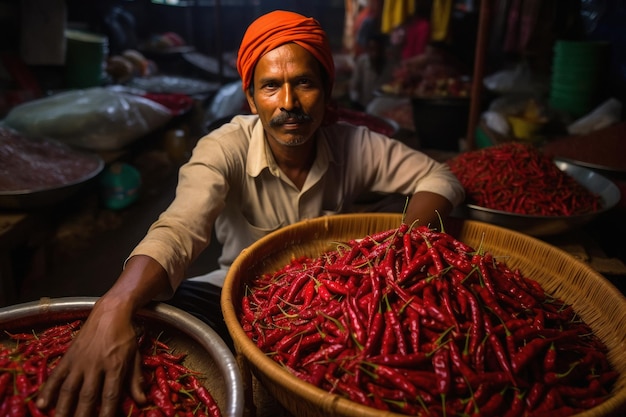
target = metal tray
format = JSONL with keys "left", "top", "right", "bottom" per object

{"left": 451, "top": 159, "right": 622, "bottom": 236}
{"left": 0, "top": 297, "right": 244, "bottom": 417}
{"left": 0, "top": 149, "right": 104, "bottom": 210}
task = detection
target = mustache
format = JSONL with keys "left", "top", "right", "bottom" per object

{"left": 269, "top": 108, "right": 313, "bottom": 127}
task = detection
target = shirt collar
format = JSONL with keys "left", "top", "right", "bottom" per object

{"left": 246, "top": 119, "right": 336, "bottom": 179}
{"left": 246, "top": 120, "right": 272, "bottom": 177}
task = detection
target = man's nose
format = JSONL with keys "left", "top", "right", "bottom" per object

{"left": 280, "top": 84, "right": 298, "bottom": 110}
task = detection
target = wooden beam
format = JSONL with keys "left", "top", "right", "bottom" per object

{"left": 466, "top": 0, "right": 492, "bottom": 150}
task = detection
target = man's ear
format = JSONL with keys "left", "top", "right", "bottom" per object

{"left": 245, "top": 89, "right": 258, "bottom": 114}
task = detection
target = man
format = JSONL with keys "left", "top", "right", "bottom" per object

{"left": 36, "top": 10, "right": 464, "bottom": 417}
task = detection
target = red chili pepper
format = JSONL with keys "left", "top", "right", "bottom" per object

{"left": 511, "top": 337, "right": 551, "bottom": 374}
{"left": 155, "top": 366, "right": 171, "bottom": 399}
{"left": 385, "top": 300, "right": 407, "bottom": 355}
{"left": 7, "top": 395, "right": 26, "bottom": 417}
{"left": 145, "top": 408, "right": 166, "bottom": 417}
{"left": 150, "top": 338, "right": 172, "bottom": 351}
{"left": 284, "top": 271, "right": 313, "bottom": 303}
{"left": 573, "top": 395, "right": 609, "bottom": 409}
{"left": 240, "top": 296, "right": 256, "bottom": 323}
{"left": 324, "top": 263, "right": 368, "bottom": 278}
{"left": 365, "top": 382, "right": 394, "bottom": 410}
{"left": 413, "top": 231, "right": 445, "bottom": 276}
{"left": 404, "top": 306, "right": 421, "bottom": 353}
{"left": 447, "top": 338, "right": 475, "bottom": 379}
{"left": 492, "top": 279, "right": 539, "bottom": 312}
{"left": 457, "top": 285, "right": 483, "bottom": 357}
{"left": 402, "top": 231, "right": 413, "bottom": 263}
{"left": 398, "top": 251, "right": 432, "bottom": 283}
{"left": 543, "top": 342, "right": 557, "bottom": 373}
{"left": 460, "top": 371, "right": 510, "bottom": 390}
{"left": 422, "top": 284, "right": 453, "bottom": 326}
{"left": 344, "top": 295, "right": 366, "bottom": 347}
{"left": 302, "top": 343, "right": 345, "bottom": 367}
{"left": 15, "top": 373, "right": 34, "bottom": 398}
{"left": 362, "top": 309, "right": 384, "bottom": 356}
{"left": 544, "top": 361, "right": 579, "bottom": 386}
{"left": 475, "top": 284, "right": 512, "bottom": 323}
{"left": 478, "top": 389, "right": 505, "bottom": 417}
{"left": 330, "top": 378, "right": 373, "bottom": 408}
{"left": 121, "top": 396, "right": 144, "bottom": 417}
{"left": 370, "top": 364, "right": 419, "bottom": 398}
{"left": 438, "top": 244, "right": 473, "bottom": 273}
{"left": 525, "top": 381, "right": 546, "bottom": 410}
{"left": 256, "top": 326, "right": 292, "bottom": 350}
{"left": 379, "top": 311, "right": 397, "bottom": 356}
{"left": 487, "top": 333, "right": 516, "bottom": 385}
{"left": 148, "top": 383, "right": 176, "bottom": 417}
{"left": 432, "top": 346, "right": 451, "bottom": 395}
{"left": 316, "top": 282, "right": 333, "bottom": 302}
{"left": 502, "top": 390, "right": 525, "bottom": 417}
{"left": 190, "top": 378, "right": 222, "bottom": 417}
{"left": 274, "top": 321, "right": 318, "bottom": 353}
{"left": 0, "top": 372, "right": 11, "bottom": 400}
{"left": 301, "top": 279, "right": 317, "bottom": 307}
{"left": 475, "top": 255, "right": 498, "bottom": 297}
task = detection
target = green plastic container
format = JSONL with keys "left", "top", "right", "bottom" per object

{"left": 65, "top": 29, "right": 108, "bottom": 89}
{"left": 99, "top": 162, "right": 141, "bottom": 210}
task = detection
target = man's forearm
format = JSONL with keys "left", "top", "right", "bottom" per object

{"left": 404, "top": 191, "right": 453, "bottom": 228}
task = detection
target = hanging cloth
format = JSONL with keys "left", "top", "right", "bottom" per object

{"left": 381, "top": 0, "right": 415, "bottom": 34}
{"left": 503, "top": 0, "right": 542, "bottom": 54}
{"left": 430, "top": 0, "right": 453, "bottom": 42}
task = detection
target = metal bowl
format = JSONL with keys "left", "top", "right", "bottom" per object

{"left": 451, "top": 159, "right": 622, "bottom": 236}
{"left": 0, "top": 297, "right": 244, "bottom": 417}
{"left": 0, "top": 142, "right": 104, "bottom": 210}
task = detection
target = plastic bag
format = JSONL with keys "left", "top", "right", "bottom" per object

{"left": 483, "top": 62, "right": 546, "bottom": 95}
{"left": 482, "top": 94, "right": 549, "bottom": 136}
{"left": 204, "top": 80, "right": 246, "bottom": 124}
{"left": 567, "top": 98, "right": 623, "bottom": 135}
{"left": 2, "top": 87, "right": 173, "bottom": 151}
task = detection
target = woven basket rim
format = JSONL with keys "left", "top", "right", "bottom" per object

{"left": 221, "top": 213, "right": 626, "bottom": 417}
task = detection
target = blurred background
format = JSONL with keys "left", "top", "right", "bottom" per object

{"left": 1, "top": 0, "right": 626, "bottom": 307}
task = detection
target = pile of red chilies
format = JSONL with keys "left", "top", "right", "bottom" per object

{"left": 240, "top": 223, "right": 618, "bottom": 417}
{"left": 446, "top": 142, "right": 601, "bottom": 216}
{"left": 0, "top": 320, "right": 222, "bottom": 417}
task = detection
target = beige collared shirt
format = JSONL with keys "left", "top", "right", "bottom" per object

{"left": 129, "top": 114, "right": 464, "bottom": 292}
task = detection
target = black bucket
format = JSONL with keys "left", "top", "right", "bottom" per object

{"left": 411, "top": 97, "right": 470, "bottom": 151}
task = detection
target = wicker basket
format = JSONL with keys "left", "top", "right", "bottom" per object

{"left": 221, "top": 213, "right": 626, "bottom": 417}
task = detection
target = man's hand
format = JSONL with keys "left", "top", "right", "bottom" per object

{"left": 35, "top": 301, "right": 146, "bottom": 417}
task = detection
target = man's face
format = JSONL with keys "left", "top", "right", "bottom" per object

{"left": 246, "top": 43, "right": 327, "bottom": 147}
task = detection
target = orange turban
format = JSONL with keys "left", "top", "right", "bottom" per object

{"left": 237, "top": 10, "right": 335, "bottom": 96}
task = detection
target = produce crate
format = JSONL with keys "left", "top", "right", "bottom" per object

{"left": 222, "top": 213, "right": 626, "bottom": 417}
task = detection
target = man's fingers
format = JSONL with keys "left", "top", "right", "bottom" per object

{"left": 72, "top": 380, "right": 104, "bottom": 417}
{"left": 91, "top": 373, "right": 123, "bottom": 417}
{"left": 130, "top": 352, "right": 147, "bottom": 405}
{"left": 36, "top": 361, "right": 69, "bottom": 410}
{"left": 45, "top": 371, "right": 85, "bottom": 417}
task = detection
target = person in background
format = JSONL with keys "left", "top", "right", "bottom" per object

{"left": 396, "top": 0, "right": 433, "bottom": 61}
{"left": 36, "top": 10, "right": 465, "bottom": 417}
{"left": 353, "top": 0, "right": 383, "bottom": 57}
{"left": 349, "top": 32, "right": 395, "bottom": 110}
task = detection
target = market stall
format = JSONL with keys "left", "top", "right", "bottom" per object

{"left": 1, "top": 2, "right": 625, "bottom": 417}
